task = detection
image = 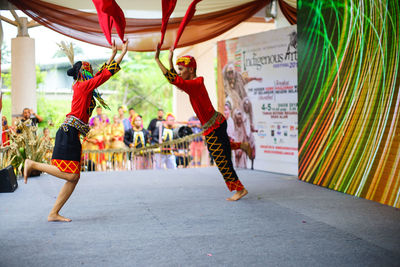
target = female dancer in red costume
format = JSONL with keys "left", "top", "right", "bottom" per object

{"left": 155, "top": 47, "right": 248, "bottom": 201}
{"left": 24, "top": 40, "right": 129, "bottom": 222}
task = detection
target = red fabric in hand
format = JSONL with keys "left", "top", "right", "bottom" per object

{"left": 173, "top": 0, "right": 202, "bottom": 49}
{"left": 92, "top": 0, "right": 126, "bottom": 45}
{"left": 159, "top": 0, "right": 177, "bottom": 49}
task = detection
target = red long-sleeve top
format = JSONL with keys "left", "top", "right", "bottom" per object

{"left": 66, "top": 68, "right": 112, "bottom": 124}
{"left": 170, "top": 75, "right": 215, "bottom": 125}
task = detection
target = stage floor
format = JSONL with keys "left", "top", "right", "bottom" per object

{"left": 1, "top": 168, "right": 399, "bottom": 267}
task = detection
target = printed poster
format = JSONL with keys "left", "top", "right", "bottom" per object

{"left": 217, "top": 25, "right": 298, "bottom": 175}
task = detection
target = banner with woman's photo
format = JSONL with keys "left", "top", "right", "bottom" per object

{"left": 217, "top": 25, "right": 298, "bottom": 175}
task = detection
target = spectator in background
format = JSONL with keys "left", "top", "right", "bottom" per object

{"left": 118, "top": 106, "right": 132, "bottom": 132}
{"left": 188, "top": 115, "right": 204, "bottom": 167}
{"left": 128, "top": 107, "right": 136, "bottom": 125}
{"left": 100, "top": 113, "right": 109, "bottom": 128}
{"left": 86, "top": 117, "right": 107, "bottom": 171}
{"left": 147, "top": 108, "right": 165, "bottom": 141}
{"left": 0, "top": 96, "right": 9, "bottom": 146}
{"left": 124, "top": 114, "right": 151, "bottom": 170}
{"left": 152, "top": 113, "right": 177, "bottom": 169}
{"left": 21, "top": 108, "right": 43, "bottom": 127}
{"left": 102, "top": 114, "right": 112, "bottom": 168}
{"left": 40, "top": 128, "right": 54, "bottom": 163}
{"left": 107, "top": 115, "right": 126, "bottom": 170}
{"left": 40, "top": 127, "right": 52, "bottom": 142}
{"left": 89, "top": 106, "right": 109, "bottom": 126}
{"left": 2, "top": 116, "right": 11, "bottom": 146}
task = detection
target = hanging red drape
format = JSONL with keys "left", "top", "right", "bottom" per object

{"left": 173, "top": 0, "right": 202, "bottom": 49}
{"left": 92, "top": 0, "right": 126, "bottom": 45}
{"left": 278, "top": 0, "right": 296, "bottom": 25}
{"left": 8, "top": 0, "right": 269, "bottom": 51}
{"left": 159, "top": 0, "right": 177, "bottom": 49}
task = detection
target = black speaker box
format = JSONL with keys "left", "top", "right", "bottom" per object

{"left": 0, "top": 165, "right": 18, "bottom": 193}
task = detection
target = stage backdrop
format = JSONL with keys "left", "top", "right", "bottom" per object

{"left": 298, "top": 0, "right": 400, "bottom": 208}
{"left": 217, "top": 25, "right": 298, "bottom": 175}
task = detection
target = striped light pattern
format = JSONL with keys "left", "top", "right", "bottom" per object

{"left": 298, "top": 0, "right": 400, "bottom": 208}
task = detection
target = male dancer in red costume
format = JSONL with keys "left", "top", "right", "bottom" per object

{"left": 24, "top": 40, "right": 129, "bottom": 222}
{"left": 155, "top": 47, "right": 248, "bottom": 201}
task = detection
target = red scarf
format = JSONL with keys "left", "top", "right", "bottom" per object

{"left": 92, "top": 0, "right": 126, "bottom": 45}
{"left": 159, "top": 0, "right": 177, "bottom": 49}
{"left": 159, "top": 0, "right": 202, "bottom": 49}
{"left": 173, "top": 0, "right": 201, "bottom": 49}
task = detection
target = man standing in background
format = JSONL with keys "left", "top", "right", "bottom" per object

{"left": 147, "top": 108, "right": 165, "bottom": 141}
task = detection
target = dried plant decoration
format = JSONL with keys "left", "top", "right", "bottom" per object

{"left": 57, "top": 41, "right": 74, "bottom": 66}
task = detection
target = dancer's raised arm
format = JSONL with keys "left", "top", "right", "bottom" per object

{"left": 155, "top": 44, "right": 168, "bottom": 75}
{"left": 106, "top": 40, "right": 118, "bottom": 65}
{"left": 168, "top": 48, "right": 176, "bottom": 73}
{"left": 115, "top": 39, "right": 129, "bottom": 65}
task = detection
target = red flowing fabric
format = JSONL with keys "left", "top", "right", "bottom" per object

{"left": 173, "top": 0, "right": 202, "bottom": 49}
{"left": 8, "top": 0, "right": 269, "bottom": 51}
{"left": 92, "top": 0, "right": 126, "bottom": 44}
{"left": 159, "top": 0, "right": 177, "bottom": 49}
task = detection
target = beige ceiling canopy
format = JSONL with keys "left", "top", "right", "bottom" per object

{"left": 7, "top": 0, "right": 299, "bottom": 51}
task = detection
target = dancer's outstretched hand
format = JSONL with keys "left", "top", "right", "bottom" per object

{"left": 121, "top": 39, "right": 129, "bottom": 54}
{"left": 168, "top": 48, "right": 174, "bottom": 62}
{"left": 115, "top": 39, "right": 129, "bottom": 65}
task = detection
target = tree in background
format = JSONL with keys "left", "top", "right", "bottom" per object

{"left": 1, "top": 44, "right": 11, "bottom": 64}
{"left": 104, "top": 51, "right": 173, "bottom": 124}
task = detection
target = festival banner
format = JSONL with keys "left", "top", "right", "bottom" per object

{"left": 217, "top": 25, "right": 298, "bottom": 175}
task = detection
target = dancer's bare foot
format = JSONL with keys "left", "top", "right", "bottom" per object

{"left": 227, "top": 188, "right": 248, "bottom": 201}
{"left": 48, "top": 213, "right": 72, "bottom": 222}
{"left": 24, "top": 159, "right": 33, "bottom": 184}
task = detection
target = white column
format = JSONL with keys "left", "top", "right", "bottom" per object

{"left": 11, "top": 36, "right": 36, "bottom": 119}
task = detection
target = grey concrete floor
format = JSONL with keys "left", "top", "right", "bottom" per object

{"left": 0, "top": 167, "right": 399, "bottom": 267}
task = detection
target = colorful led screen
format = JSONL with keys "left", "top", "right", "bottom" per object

{"left": 298, "top": 0, "right": 400, "bottom": 208}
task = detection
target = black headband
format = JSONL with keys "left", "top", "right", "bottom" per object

{"left": 67, "top": 61, "right": 82, "bottom": 80}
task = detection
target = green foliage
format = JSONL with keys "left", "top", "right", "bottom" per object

{"left": 1, "top": 97, "right": 11, "bottom": 122}
{"left": 36, "top": 94, "right": 71, "bottom": 136}
{"left": 1, "top": 65, "right": 46, "bottom": 89}
{"left": 36, "top": 65, "right": 46, "bottom": 87}
{"left": 102, "top": 51, "right": 173, "bottom": 125}
{"left": 1, "top": 72, "right": 11, "bottom": 88}
{"left": 1, "top": 43, "right": 11, "bottom": 64}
